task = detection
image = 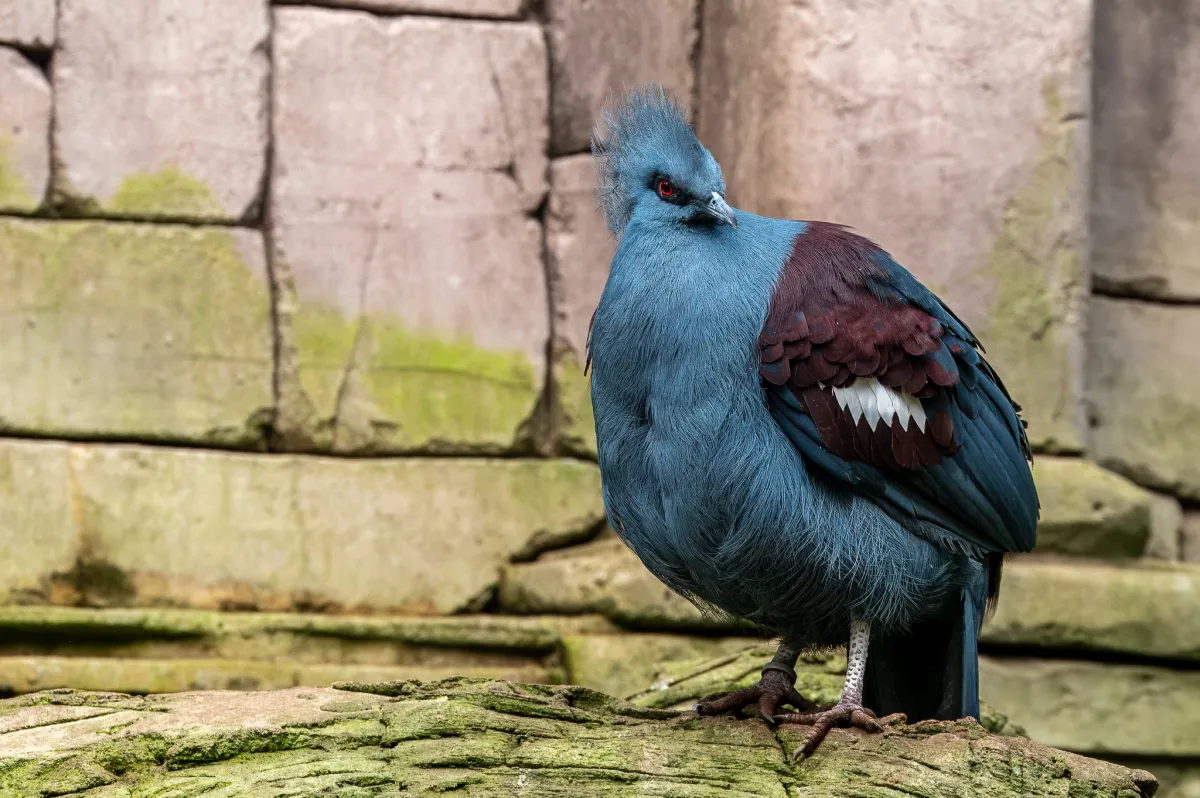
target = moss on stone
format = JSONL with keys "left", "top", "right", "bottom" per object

{"left": 983, "top": 558, "right": 1200, "bottom": 663}
{"left": 1031, "top": 457, "right": 1152, "bottom": 557}
{"left": 290, "top": 302, "right": 542, "bottom": 453}
{"left": 106, "top": 167, "right": 226, "bottom": 220}
{"left": 0, "top": 219, "right": 273, "bottom": 445}
{"left": 561, "top": 633, "right": 764, "bottom": 701}
{"left": 0, "top": 681, "right": 1155, "bottom": 797}
{"left": 1127, "top": 391, "right": 1200, "bottom": 501}
{"left": 627, "top": 642, "right": 846, "bottom": 711}
{"left": 553, "top": 349, "right": 598, "bottom": 457}
{"left": 980, "top": 79, "right": 1085, "bottom": 453}
{"left": 0, "top": 134, "right": 35, "bottom": 212}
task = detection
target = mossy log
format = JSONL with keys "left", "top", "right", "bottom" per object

{"left": 0, "top": 677, "right": 1156, "bottom": 797}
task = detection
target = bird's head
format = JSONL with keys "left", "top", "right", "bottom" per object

{"left": 591, "top": 85, "right": 736, "bottom": 237}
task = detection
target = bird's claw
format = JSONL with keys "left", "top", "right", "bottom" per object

{"left": 774, "top": 702, "right": 905, "bottom": 761}
{"left": 694, "top": 665, "right": 814, "bottom": 724}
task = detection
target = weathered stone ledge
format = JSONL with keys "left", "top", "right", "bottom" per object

{"left": 0, "top": 606, "right": 762, "bottom": 701}
{"left": 501, "top": 537, "right": 1200, "bottom": 661}
{"left": 983, "top": 558, "right": 1200, "bottom": 662}
{"left": 0, "top": 679, "right": 1156, "bottom": 797}
{"left": 981, "top": 657, "right": 1200, "bottom": 758}
{"left": 0, "top": 440, "right": 605, "bottom": 614}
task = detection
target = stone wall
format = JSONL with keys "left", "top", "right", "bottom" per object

{"left": 0, "top": 0, "right": 1198, "bottom": 795}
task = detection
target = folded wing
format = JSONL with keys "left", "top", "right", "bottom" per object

{"left": 760, "top": 223, "right": 1039, "bottom": 557}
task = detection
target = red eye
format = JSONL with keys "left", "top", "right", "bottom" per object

{"left": 657, "top": 179, "right": 675, "bottom": 198}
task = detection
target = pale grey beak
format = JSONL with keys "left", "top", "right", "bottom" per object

{"left": 703, "top": 191, "right": 738, "bottom": 227}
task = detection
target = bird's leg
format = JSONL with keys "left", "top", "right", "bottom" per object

{"left": 694, "top": 641, "right": 815, "bottom": 723}
{"left": 774, "top": 618, "right": 904, "bottom": 760}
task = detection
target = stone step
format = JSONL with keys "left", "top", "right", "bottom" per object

{"left": 0, "top": 604, "right": 614, "bottom": 654}
{"left": 1031, "top": 456, "right": 1161, "bottom": 557}
{"left": 984, "top": 558, "right": 1200, "bottom": 662}
{"left": 502, "top": 537, "right": 1200, "bottom": 664}
{"left": 980, "top": 657, "right": 1200, "bottom": 758}
{"left": 0, "top": 606, "right": 767, "bottom": 699}
{"left": 0, "top": 655, "right": 552, "bottom": 696}
{"left": 0, "top": 439, "right": 604, "bottom": 615}
{"left": 0, "top": 438, "right": 1171, "bottom": 625}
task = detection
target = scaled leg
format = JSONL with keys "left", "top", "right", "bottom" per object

{"left": 774, "top": 618, "right": 904, "bottom": 759}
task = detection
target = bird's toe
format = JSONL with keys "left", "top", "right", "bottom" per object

{"left": 777, "top": 701, "right": 898, "bottom": 760}
{"left": 695, "top": 666, "right": 813, "bottom": 721}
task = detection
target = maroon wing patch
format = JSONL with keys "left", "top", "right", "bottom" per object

{"left": 759, "top": 223, "right": 959, "bottom": 471}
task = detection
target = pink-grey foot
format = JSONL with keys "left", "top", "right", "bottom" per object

{"left": 775, "top": 702, "right": 905, "bottom": 760}
{"left": 774, "top": 618, "right": 905, "bottom": 759}
{"left": 694, "top": 642, "right": 814, "bottom": 723}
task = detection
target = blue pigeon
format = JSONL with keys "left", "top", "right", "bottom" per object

{"left": 587, "top": 87, "right": 1039, "bottom": 758}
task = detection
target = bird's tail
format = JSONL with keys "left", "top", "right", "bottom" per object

{"left": 862, "top": 562, "right": 989, "bottom": 722}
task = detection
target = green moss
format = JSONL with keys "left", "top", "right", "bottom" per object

{"left": 165, "top": 728, "right": 313, "bottom": 768}
{"left": 1128, "top": 392, "right": 1200, "bottom": 500}
{"left": 0, "top": 681, "right": 1158, "bottom": 797}
{"left": 980, "top": 79, "right": 1084, "bottom": 453}
{"left": 291, "top": 303, "right": 542, "bottom": 452}
{"left": 0, "top": 134, "right": 35, "bottom": 212}
{"left": 0, "top": 219, "right": 272, "bottom": 445}
{"left": 554, "top": 350, "right": 597, "bottom": 457}
{"left": 106, "top": 167, "right": 225, "bottom": 220}
{"left": 1031, "top": 457, "right": 1152, "bottom": 557}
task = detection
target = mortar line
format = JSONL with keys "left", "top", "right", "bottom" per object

{"left": 271, "top": 0, "right": 529, "bottom": 23}
{"left": 1092, "top": 285, "right": 1200, "bottom": 307}
{"left": 0, "top": 209, "right": 261, "bottom": 229}
{"left": 0, "top": 430, "right": 599, "bottom": 463}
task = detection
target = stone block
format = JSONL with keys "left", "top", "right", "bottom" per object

{"left": 55, "top": 445, "right": 604, "bottom": 614}
{"left": 0, "top": 442, "right": 76, "bottom": 603}
{"left": 627, "top": 642, "right": 846, "bottom": 712}
{"left": 0, "top": 656, "right": 550, "bottom": 696}
{"left": 54, "top": 0, "right": 269, "bottom": 220}
{"left": 983, "top": 559, "right": 1200, "bottom": 662}
{"left": 1089, "top": 298, "right": 1200, "bottom": 499}
{"left": 306, "top": 0, "right": 525, "bottom": 17}
{"left": 698, "top": 0, "right": 1090, "bottom": 452}
{"left": 1031, "top": 456, "right": 1152, "bottom": 557}
{"left": 1091, "top": 1, "right": 1200, "bottom": 300}
{"left": 499, "top": 537, "right": 735, "bottom": 630}
{"left": 546, "top": 154, "right": 611, "bottom": 455}
{"left": 0, "top": 219, "right": 273, "bottom": 445}
{"left": 0, "top": 607, "right": 617, "bottom": 679}
{"left": 0, "top": 1, "right": 54, "bottom": 48}
{"left": 548, "top": 0, "right": 697, "bottom": 154}
{"left": 561, "top": 633, "right": 759, "bottom": 701}
{"left": 0, "top": 47, "right": 49, "bottom": 212}
{"left": 980, "top": 657, "right": 1200, "bottom": 757}
{"left": 1184, "top": 512, "right": 1200, "bottom": 564}
{"left": 271, "top": 9, "right": 549, "bottom": 453}
{"left": 1147, "top": 492, "right": 1184, "bottom": 561}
